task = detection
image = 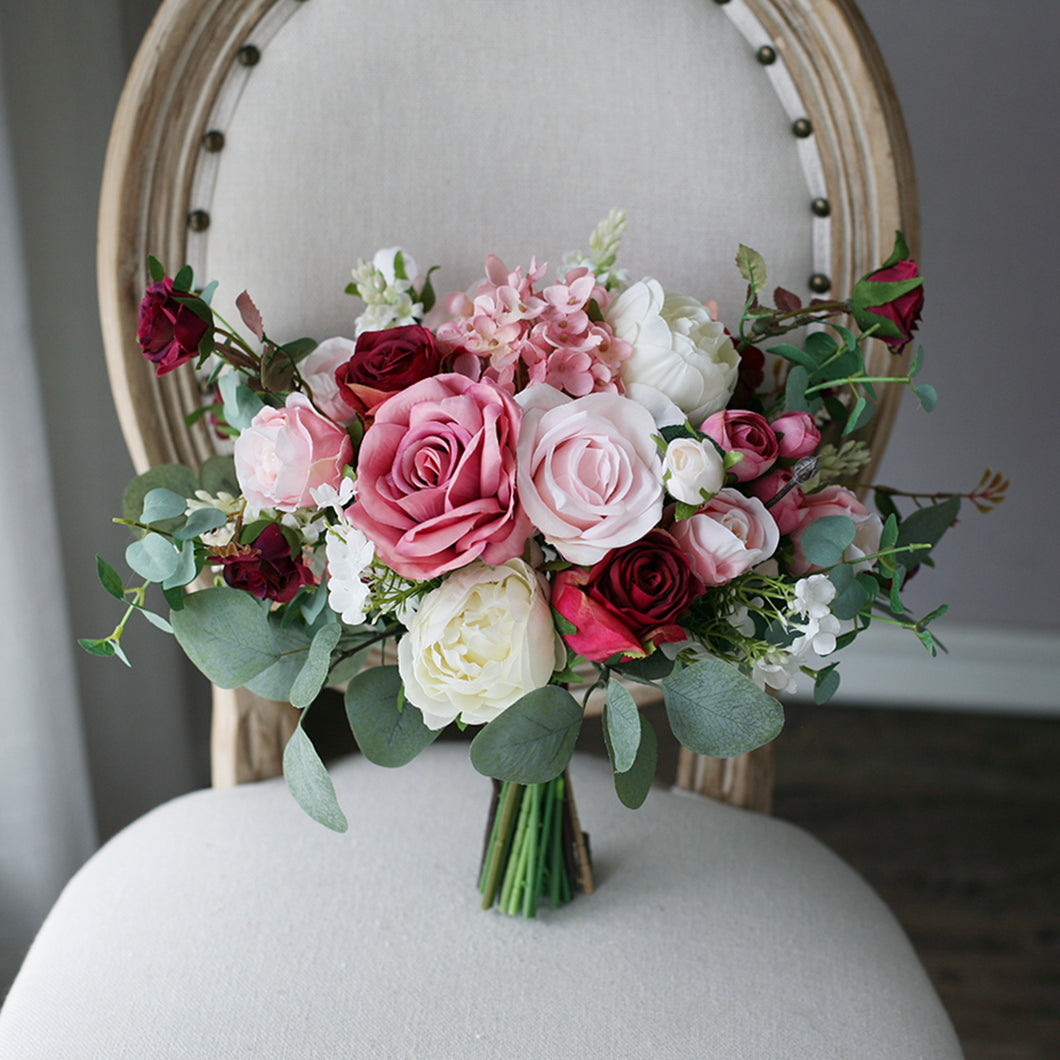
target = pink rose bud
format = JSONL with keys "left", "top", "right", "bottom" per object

{"left": 700, "top": 409, "right": 779, "bottom": 483}
{"left": 770, "top": 411, "right": 820, "bottom": 461}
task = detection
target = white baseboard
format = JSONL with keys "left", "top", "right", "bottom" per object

{"left": 795, "top": 622, "right": 1060, "bottom": 716}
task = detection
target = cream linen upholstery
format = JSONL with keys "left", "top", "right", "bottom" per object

{"left": 0, "top": 745, "right": 961, "bottom": 1059}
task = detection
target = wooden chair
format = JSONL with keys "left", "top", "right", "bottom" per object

{"left": 0, "top": 1, "right": 962, "bottom": 1055}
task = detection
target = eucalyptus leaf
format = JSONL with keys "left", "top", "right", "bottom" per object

{"left": 827, "top": 563, "right": 870, "bottom": 620}
{"left": 895, "top": 496, "right": 960, "bottom": 569}
{"left": 615, "top": 652, "right": 674, "bottom": 682}
{"left": 140, "top": 487, "right": 188, "bottom": 524}
{"left": 814, "top": 665, "right": 841, "bottom": 705}
{"left": 603, "top": 679, "right": 641, "bottom": 774}
{"left": 139, "top": 609, "right": 174, "bottom": 634}
{"left": 799, "top": 515, "right": 856, "bottom": 568}
{"left": 283, "top": 724, "right": 348, "bottom": 833}
{"left": 243, "top": 621, "right": 312, "bottom": 701}
{"left": 123, "top": 464, "right": 198, "bottom": 527}
{"left": 175, "top": 506, "right": 228, "bottom": 541}
{"left": 162, "top": 539, "right": 197, "bottom": 590}
{"left": 290, "top": 622, "right": 342, "bottom": 709}
{"left": 219, "top": 371, "right": 265, "bottom": 432}
{"left": 662, "top": 658, "right": 783, "bottom": 758}
{"left": 470, "top": 686, "right": 582, "bottom": 784}
{"left": 784, "top": 364, "right": 810, "bottom": 413}
{"left": 96, "top": 556, "right": 124, "bottom": 600}
{"left": 344, "top": 666, "right": 440, "bottom": 767}
{"left": 610, "top": 714, "right": 657, "bottom": 809}
{"left": 126, "top": 533, "right": 181, "bottom": 583}
{"left": 915, "top": 382, "right": 938, "bottom": 412}
{"left": 170, "top": 587, "right": 280, "bottom": 688}
{"left": 198, "top": 454, "right": 240, "bottom": 497}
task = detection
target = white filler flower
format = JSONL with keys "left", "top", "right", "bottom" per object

{"left": 325, "top": 525, "right": 375, "bottom": 626}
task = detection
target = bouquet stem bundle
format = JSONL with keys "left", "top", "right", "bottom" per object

{"left": 479, "top": 773, "right": 594, "bottom": 916}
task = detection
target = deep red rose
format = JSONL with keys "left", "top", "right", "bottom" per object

{"left": 858, "top": 259, "right": 924, "bottom": 350}
{"left": 730, "top": 337, "right": 765, "bottom": 409}
{"left": 217, "top": 523, "right": 314, "bottom": 604}
{"left": 551, "top": 530, "right": 704, "bottom": 662}
{"left": 335, "top": 325, "right": 442, "bottom": 417}
{"left": 137, "top": 277, "right": 210, "bottom": 376}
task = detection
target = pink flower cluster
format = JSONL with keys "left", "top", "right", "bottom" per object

{"left": 435, "top": 257, "right": 631, "bottom": 398}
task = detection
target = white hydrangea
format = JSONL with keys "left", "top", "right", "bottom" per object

{"left": 793, "top": 574, "right": 837, "bottom": 620}
{"left": 751, "top": 648, "right": 800, "bottom": 694}
{"left": 350, "top": 249, "right": 423, "bottom": 337}
{"left": 325, "top": 525, "right": 375, "bottom": 626}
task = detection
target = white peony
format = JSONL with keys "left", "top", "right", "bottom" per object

{"left": 398, "top": 558, "right": 565, "bottom": 730}
{"left": 663, "top": 437, "right": 725, "bottom": 505}
{"left": 605, "top": 279, "right": 739, "bottom": 424}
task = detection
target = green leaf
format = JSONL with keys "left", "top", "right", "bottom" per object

{"left": 785, "top": 364, "right": 810, "bottom": 412}
{"left": 126, "top": 532, "right": 181, "bottom": 583}
{"left": 170, "top": 587, "right": 280, "bottom": 688}
{"left": 909, "top": 345, "right": 924, "bottom": 378}
{"left": 735, "top": 245, "right": 767, "bottom": 291}
{"left": 615, "top": 652, "right": 674, "bottom": 682}
{"left": 814, "top": 665, "right": 841, "bottom": 705}
{"left": 283, "top": 723, "right": 348, "bottom": 833}
{"left": 138, "top": 609, "right": 174, "bottom": 634}
{"left": 199, "top": 279, "right": 219, "bottom": 305}
{"left": 610, "top": 714, "right": 657, "bottom": 810}
{"left": 172, "top": 264, "right": 194, "bottom": 293}
{"left": 175, "top": 507, "right": 227, "bottom": 541}
{"left": 880, "top": 512, "right": 899, "bottom": 551}
{"left": 290, "top": 622, "right": 342, "bottom": 709}
{"left": 799, "top": 514, "right": 857, "bottom": 567}
{"left": 603, "top": 679, "right": 641, "bottom": 773}
{"left": 915, "top": 382, "right": 938, "bottom": 412}
{"left": 470, "top": 686, "right": 583, "bottom": 784}
{"left": 123, "top": 464, "right": 198, "bottom": 527}
{"left": 662, "top": 657, "right": 783, "bottom": 758}
{"left": 78, "top": 637, "right": 116, "bottom": 658}
{"left": 162, "top": 539, "right": 197, "bottom": 590}
{"left": 278, "top": 337, "right": 317, "bottom": 362}
{"left": 766, "top": 342, "right": 817, "bottom": 372}
{"left": 147, "top": 255, "right": 165, "bottom": 282}
{"left": 895, "top": 496, "right": 960, "bottom": 569}
{"left": 344, "top": 666, "right": 440, "bottom": 767}
{"left": 218, "top": 370, "right": 265, "bottom": 431}
{"left": 827, "top": 563, "right": 870, "bottom": 620}
{"left": 96, "top": 556, "right": 125, "bottom": 600}
{"left": 198, "top": 454, "right": 240, "bottom": 496}
{"left": 140, "top": 487, "right": 188, "bottom": 524}
{"left": 243, "top": 621, "right": 311, "bottom": 701}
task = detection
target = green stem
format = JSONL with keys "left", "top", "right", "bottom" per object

{"left": 480, "top": 782, "right": 520, "bottom": 910}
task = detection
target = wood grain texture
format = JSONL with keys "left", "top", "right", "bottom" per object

{"left": 99, "top": 0, "right": 918, "bottom": 799}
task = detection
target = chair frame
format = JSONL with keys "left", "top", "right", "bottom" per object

{"left": 98, "top": 0, "right": 918, "bottom": 807}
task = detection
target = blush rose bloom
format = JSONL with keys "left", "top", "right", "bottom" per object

{"left": 789, "top": 485, "right": 884, "bottom": 575}
{"left": 700, "top": 409, "right": 779, "bottom": 483}
{"left": 663, "top": 437, "right": 725, "bottom": 505}
{"left": 299, "top": 337, "right": 358, "bottom": 423}
{"left": 605, "top": 279, "right": 739, "bottom": 423}
{"left": 234, "top": 393, "right": 353, "bottom": 516}
{"left": 398, "top": 558, "right": 565, "bottom": 730}
{"left": 670, "top": 487, "right": 780, "bottom": 586}
{"left": 769, "top": 411, "right": 821, "bottom": 461}
{"left": 551, "top": 530, "right": 703, "bottom": 662}
{"left": 516, "top": 385, "right": 664, "bottom": 565}
{"left": 347, "top": 373, "right": 530, "bottom": 581}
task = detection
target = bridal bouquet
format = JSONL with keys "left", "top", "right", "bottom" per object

{"left": 84, "top": 213, "right": 1003, "bottom": 916}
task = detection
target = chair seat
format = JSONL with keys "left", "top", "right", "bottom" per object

{"left": 0, "top": 745, "right": 961, "bottom": 1058}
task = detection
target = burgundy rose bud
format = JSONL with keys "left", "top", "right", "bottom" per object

{"left": 851, "top": 232, "right": 924, "bottom": 351}
{"left": 729, "top": 335, "right": 765, "bottom": 409}
{"left": 335, "top": 324, "right": 442, "bottom": 417}
{"left": 551, "top": 530, "right": 704, "bottom": 663}
{"left": 137, "top": 277, "right": 210, "bottom": 376}
{"left": 216, "top": 523, "right": 314, "bottom": 604}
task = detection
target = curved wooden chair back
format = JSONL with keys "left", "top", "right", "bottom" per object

{"left": 99, "top": 0, "right": 917, "bottom": 806}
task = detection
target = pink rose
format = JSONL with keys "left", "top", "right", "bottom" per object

{"left": 750, "top": 468, "right": 804, "bottom": 536}
{"left": 700, "top": 410, "right": 778, "bottom": 483}
{"left": 789, "top": 485, "right": 884, "bottom": 575}
{"left": 234, "top": 393, "right": 353, "bottom": 516}
{"left": 854, "top": 258, "right": 924, "bottom": 351}
{"left": 299, "top": 337, "right": 358, "bottom": 423}
{"left": 346, "top": 374, "right": 530, "bottom": 581}
{"left": 770, "top": 411, "right": 820, "bottom": 460}
{"left": 516, "top": 385, "right": 664, "bottom": 565}
{"left": 670, "top": 488, "right": 780, "bottom": 586}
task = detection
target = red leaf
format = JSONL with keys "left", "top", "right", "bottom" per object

{"left": 236, "top": 290, "right": 264, "bottom": 341}
{"left": 773, "top": 286, "right": 803, "bottom": 314}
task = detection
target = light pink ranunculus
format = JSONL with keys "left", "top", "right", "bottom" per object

{"left": 346, "top": 373, "right": 530, "bottom": 581}
{"left": 769, "top": 411, "right": 821, "bottom": 460}
{"left": 670, "top": 488, "right": 780, "bottom": 586}
{"left": 700, "top": 409, "right": 779, "bottom": 483}
{"left": 234, "top": 393, "right": 353, "bottom": 516}
{"left": 790, "top": 485, "right": 883, "bottom": 575}
{"left": 516, "top": 385, "right": 664, "bottom": 565}
{"left": 299, "top": 337, "right": 358, "bottom": 423}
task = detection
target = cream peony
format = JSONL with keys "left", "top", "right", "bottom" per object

{"left": 605, "top": 279, "right": 739, "bottom": 423}
{"left": 398, "top": 558, "right": 564, "bottom": 730}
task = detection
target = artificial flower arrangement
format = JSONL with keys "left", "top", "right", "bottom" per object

{"left": 84, "top": 212, "right": 1005, "bottom": 916}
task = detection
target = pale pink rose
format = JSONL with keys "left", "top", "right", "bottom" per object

{"left": 300, "top": 337, "right": 358, "bottom": 422}
{"left": 670, "top": 488, "right": 780, "bottom": 586}
{"left": 516, "top": 385, "right": 664, "bottom": 565}
{"left": 790, "top": 485, "right": 884, "bottom": 575}
{"left": 769, "top": 411, "right": 820, "bottom": 460}
{"left": 700, "top": 409, "right": 778, "bottom": 483}
{"left": 346, "top": 373, "right": 530, "bottom": 581}
{"left": 234, "top": 393, "right": 353, "bottom": 516}
{"left": 750, "top": 468, "right": 804, "bottom": 536}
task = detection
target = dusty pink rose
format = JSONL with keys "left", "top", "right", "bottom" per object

{"left": 700, "top": 409, "right": 779, "bottom": 483}
{"left": 516, "top": 385, "right": 664, "bottom": 565}
{"left": 346, "top": 374, "right": 530, "bottom": 581}
{"left": 234, "top": 393, "right": 353, "bottom": 515}
{"left": 789, "top": 485, "right": 884, "bottom": 575}
{"left": 670, "top": 488, "right": 780, "bottom": 586}
{"left": 770, "top": 411, "right": 820, "bottom": 460}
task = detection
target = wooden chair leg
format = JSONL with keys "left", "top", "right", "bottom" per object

{"left": 675, "top": 743, "right": 775, "bottom": 814}
{"left": 210, "top": 686, "right": 300, "bottom": 788}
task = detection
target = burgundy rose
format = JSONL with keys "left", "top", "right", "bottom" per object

{"left": 860, "top": 259, "right": 924, "bottom": 350}
{"left": 137, "top": 277, "right": 210, "bottom": 376}
{"left": 551, "top": 530, "right": 704, "bottom": 662}
{"left": 700, "top": 409, "right": 779, "bottom": 483}
{"left": 730, "top": 337, "right": 765, "bottom": 409}
{"left": 335, "top": 325, "right": 442, "bottom": 417}
{"left": 851, "top": 235, "right": 924, "bottom": 350}
{"left": 217, "top": 523, "right": 314, "bottom": 603}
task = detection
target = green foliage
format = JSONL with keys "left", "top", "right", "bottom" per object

{"left": 813, "top": 664, "right": 841, "bottom": 705}
{"left": 219, "top": 370, "right": 265, "bottom": 431}
{"left": 344, "top": 666, "right": 440, "bottom": 767}
{"left": 614, "top": 652, "right": 675, "bottom": 682}
{"left": 140, "top": 488, "right": 187, "bottom": 524}
{"left": 283, "top": 722, "right": 348, "bottom": 833}
{"left": 198, "top": 454, "right": 239, "bottom": 496}
{"left": 243, "top": 620, "right": 311, "bottom": 701}
{"left": 605, "top": 709, "right": 657, "bottom": 809}
{"left": 662, "top": 657, "right": 784, "bottom": 758}
{"left": 735, "top": 245, "right": 767, "bottom": 292}
{"left": 122, "top": 464, "right": 198, "bottom": 527}
{"left": 126, "top": 532, "right": 182, "bottom": 583}
{"left": 895, "top": 496, "right": 961, "bottom": 570}
{"left": 290, "top": 622, "right": 342, "bottom": 709}
{"left": 470, "top": 686, "right": 583, "bottom": 784}
{"left": 603, "top": 679, "right": 640, "bottom": 773}
{"left": 95, "top": 556, "right": 124, "bottom": 601}
{"left": 799, "top": 514, "right": 856, "bottom": 567}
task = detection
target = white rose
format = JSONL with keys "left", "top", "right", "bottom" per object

{"left": 300, "top": 337, "right": 357, "bottom": 423}
{"left": 663, "top": 437, "right": 725, "bottom": 505}
{"left": 398, "top": 558, "right": 564, "bottom": 730}
{"left": 606, "top": 279, "right": 739, "bottom": 424}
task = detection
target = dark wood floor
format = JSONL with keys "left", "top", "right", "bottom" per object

{"left": 770, "top": 702, "right": 1060, "bottom": 1060}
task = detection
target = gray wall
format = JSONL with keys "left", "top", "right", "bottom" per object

{"left": 0, "top": 0, "right": 1055, "bottom": 841}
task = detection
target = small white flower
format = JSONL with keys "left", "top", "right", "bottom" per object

{"left": 664, "top": 437, "right": 725, "bottom": 506}
{"left": 793, "top": 574, "right": 837, "bottom": 620}
{"left": 790, "top": 613, "right": 842, "bottom": 658}
{"left": 751, "top": 649, "right": 799, "bottom": 694}
{"left": 325, "top": 526, "right": 375, "bottom": 625}
{"left": 310, "top": 477, "right": 356, "bottom": 518}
